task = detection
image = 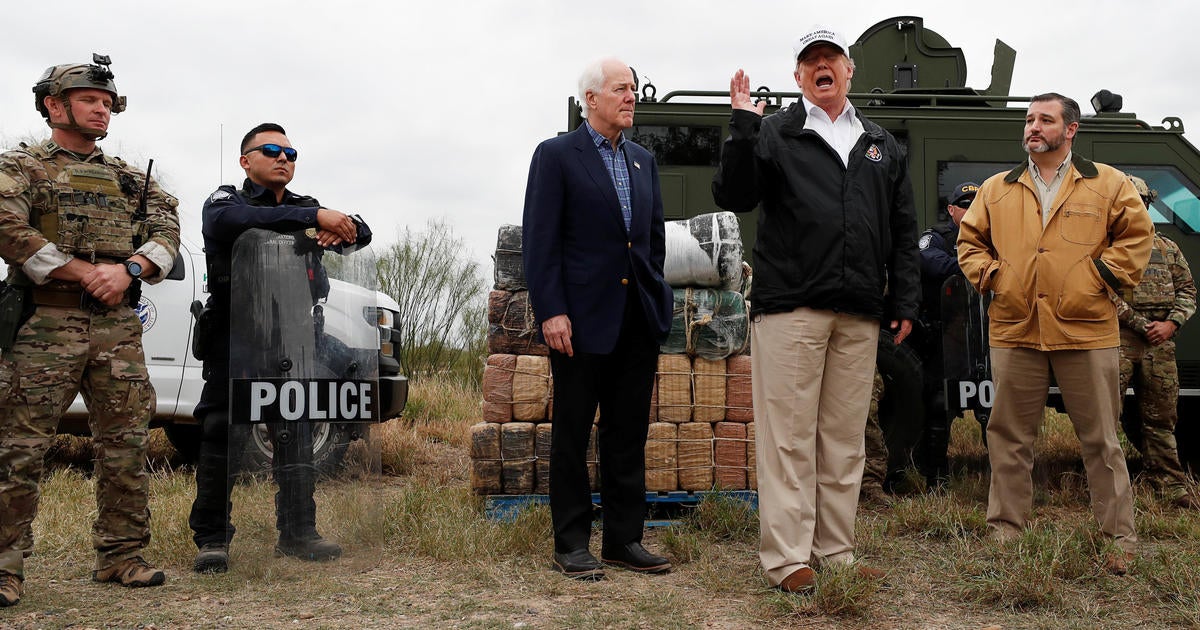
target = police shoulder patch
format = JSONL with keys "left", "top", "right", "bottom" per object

{"left": 918, "top": 233, "right": 934, "bottom": 250}
{"left": 208, "top": 189, "right": 233, "bottom": 203}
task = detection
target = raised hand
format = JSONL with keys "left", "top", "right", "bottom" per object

{"left": 730, "top": 69, "right": 766, "bottom": 116}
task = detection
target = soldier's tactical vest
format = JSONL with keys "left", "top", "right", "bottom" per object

{"left": 21, "top": 142, "right": 139, "bottom": 261}
{"left": 1129, "top": 240, "right": 1175, "bottom": 312}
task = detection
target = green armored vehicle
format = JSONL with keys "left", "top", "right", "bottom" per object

{"left": 564, "top": 16, "right": 1200, "bottom": 480}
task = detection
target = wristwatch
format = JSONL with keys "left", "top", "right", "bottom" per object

{"left": 123, "top": 260, "right": 144, "bottom": 279}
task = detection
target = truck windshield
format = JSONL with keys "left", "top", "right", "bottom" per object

{"left": 629, "top": 124, "right": 721, "bottom": 167}
{"left": 1115, "top": 165, "right": 1200, "bottom": 235}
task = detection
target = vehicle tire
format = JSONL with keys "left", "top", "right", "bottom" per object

{"left": 876, "top": 329, "right": 926, "bottom": 489}
{"left": 1177, "top": 396, "right": 1200, "bottom": 479}
{"left": 163, "top": 423, "right": 202, "bottom": 464}
{"left": 238, "top": 422, "right": 358, "bottom": 478}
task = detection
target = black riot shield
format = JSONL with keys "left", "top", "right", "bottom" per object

{"left": 940, "top": 274, "right": 994, "bottom": 428}
{"left": 228, "top": 228, "right": 382, "bottom": 558}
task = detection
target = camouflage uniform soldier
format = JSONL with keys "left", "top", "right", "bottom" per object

{"left": 1114, "top": 175, "right": 1198, "bottom": 509}
{"left": 0, "top": 55, "right": 180, "bottom": 607}
{"left": 862, "top": 370, "right": 889, "bottom": 503}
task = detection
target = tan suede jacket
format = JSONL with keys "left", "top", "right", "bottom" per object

{"left": 957, "top": 154, "right": 1153, "bottom": 350}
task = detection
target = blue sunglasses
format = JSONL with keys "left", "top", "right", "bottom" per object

{"left": 243, "top": 143, "right": 298, "bottom": 162}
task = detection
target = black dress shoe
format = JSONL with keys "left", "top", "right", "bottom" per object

{"left": 552, "top": 549, "right": 605, "bottom": 580}
{"left": 602, "top": 542, "right": 671, "bottom": 574}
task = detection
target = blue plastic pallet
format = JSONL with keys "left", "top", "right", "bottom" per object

{"left": 485, "top": 490, "right": 759, "bottom": 527}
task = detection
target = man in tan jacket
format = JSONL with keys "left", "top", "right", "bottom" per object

{"left": 957, "top": 93, "right": 1153, "bottom": 575}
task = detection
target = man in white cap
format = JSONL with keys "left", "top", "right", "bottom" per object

{"left": 713, "top": 26, "right": 919, "bottom": 592}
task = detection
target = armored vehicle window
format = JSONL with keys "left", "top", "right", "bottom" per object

{"left": 629, "top": 125, "right": 721, "bottom": 167}
{"left": 1114, "top": 165, "right": 1200, "bottom": 235}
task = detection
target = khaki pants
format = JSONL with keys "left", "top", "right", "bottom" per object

{"left": 752, "top": 308, "right": 878, "bottom": 586}
{"left": 987, "top": 347, "right": 1137, "bottom": 552}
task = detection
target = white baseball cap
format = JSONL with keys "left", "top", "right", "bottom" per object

{"left": 792, "top": 26, "right": 849, "bottom": 60}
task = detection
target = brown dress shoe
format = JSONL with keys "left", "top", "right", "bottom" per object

{"left": 777, "top": 567, "right": 816, "bottom": 593}
{"left": 1174, "top": 492, "right": 1200, "bottom": 510}
{"left": 856, "top": 564, "right": 886, "bottom": 580}
{"left": 1104, "top": 551, "right": 1135, "bottom": 576}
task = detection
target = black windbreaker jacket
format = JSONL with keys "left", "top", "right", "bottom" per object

{"left": 713, "top": 106, "right": 920, "bottom": 321}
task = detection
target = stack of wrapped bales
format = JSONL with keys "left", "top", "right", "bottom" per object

{"left": 471, "top": 215, "right": 756, "bottom": 496}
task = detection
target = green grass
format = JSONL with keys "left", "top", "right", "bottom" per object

{"left": 11, "top": 398, "right": 1200, "bottom": 629}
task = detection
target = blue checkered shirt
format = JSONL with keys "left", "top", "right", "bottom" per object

{"left": 585, "top": 121, "right": 632, "bottom": 232}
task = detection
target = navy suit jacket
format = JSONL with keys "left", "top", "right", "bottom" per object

{"left": 522, "top": 124, "right": 673, "bottom": 355}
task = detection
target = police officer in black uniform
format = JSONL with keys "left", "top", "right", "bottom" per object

{"left": 188, "top": 123, "right": 370, "bottom": 573}
{"left": 916, "top": 181, "right": 977, "bottom": 486}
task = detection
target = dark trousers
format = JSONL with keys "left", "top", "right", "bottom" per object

{"left": 188, "top": 402, "right": 318, "bottom": 549}
{"left": 548, "top": 294, "right": 658, "bottom": 553}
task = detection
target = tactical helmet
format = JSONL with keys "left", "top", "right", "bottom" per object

{"left": 1127, "top": 174, "right": 1158, "bottom": 205}
{"left": 32, "top": 54, "right": 125, "bottom": 141}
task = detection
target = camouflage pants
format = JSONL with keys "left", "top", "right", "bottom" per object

{"left": 0, "top": 304, "right": 153, "bottom": 578}
{"left": 863, "top": 370, "right": 888, "bottom": 489}
{"left": 1118, "top": 328, "right": 1190, "bottom": 495}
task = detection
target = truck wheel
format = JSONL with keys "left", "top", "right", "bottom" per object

{"left": 238, "top": 422, "right": 356, "bottom": 478}
{"left": 876, "top": 329, "right": 926, "bottom": 489}
{"left": 1178, "top": 397, "right": 1200, "bottom": 479}
{"left": 163, "top": 423, "right": 202, "bottom": 463}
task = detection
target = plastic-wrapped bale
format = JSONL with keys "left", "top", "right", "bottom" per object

{"left": 469, "top": 422, "right": 502, "bottom": 495}
{"left": 725, "top": 354, "right": 753, "bottom": 422}
{"left": 587, "top": 425, "right": 600, "bottom": 491}
{"left": 677, "top": 422, "right": 714, "bottom": 491}
{"left": 535, "top": 422, "right": 552, "bottom": 494}
{"left": 693, "top": 358, "right": 726, "bottom": 423}
{"left": 487, "top": 290, "right": 548, "bottom": 356}
{"left": 493, "top": 224, "right": 526, "bottom": 291}
{"left": 660, "top": 288, "right": 749, "bottom": 360}
{"left": 714, "top": 422, "right": 747, "bottom": 490}
{"left": 649, "top": 379, "right": 658, "bottom": 421}
{"left": 481, "top": 354, "right": 516, "bottom": 423}
{"left": 663, "top": 212, "right": 744, "bottom": 292}
{"left": 512, "top": 355, "right": 550, "bottom": 421}
{"left": 656, "top": 354, "right": 691, "bottom": 423}
{"left": 645, "top": 422, "right": 678, "bottom": 492}
{"left": 747, "top": 422, "right": 757, "bottom": 490}
{"left": 501, "top": 422, "right": 535, "bottom": 494}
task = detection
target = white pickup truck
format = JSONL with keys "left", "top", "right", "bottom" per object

{"left": 44, "top": 235, "right": 408, "bottom": 472}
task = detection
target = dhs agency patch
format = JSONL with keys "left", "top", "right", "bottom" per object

{"left": 208, "top": 189, "right": 233, "bottom": 203}
{"left": 919, "top": 234, "right": 934, "bottom": 250}
{"left": 136, "top": 296, "right": 157, "bottom": 332}
{"left": 865, "top": 144, "right": 883, "bottom": 162}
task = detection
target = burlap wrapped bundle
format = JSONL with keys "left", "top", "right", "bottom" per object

{"left": 501, "top": 422, "right": 535, "bottom": 494}
{"left": 660, "top": 288, "right": 749, "bottom": 360}
{"left": 677, "top": 422, "right": 714, "bottom": 491}
{"left": 747, "top": 422, "right": 757, "bottom": 490}
{"left": 587, "top": 425, "right": 600, "bottom": 491}
{"left": 693, "top": 358, "right": 727, "bottom": 423}
{"left": 487, "top": 290, "right": 548, "bottom": 356}
{"left": 725, "top": 354, "right": 753, "bottom": 422}
{"left": 469, "top": 422, "right": 502, "bottom": 495}
{"left": 481, "top": 353, "right": 516, "bottom": 423}
{"left": 714, "top": 422, "right": 747, "bottom": 490}
{"left": 493, "top": 224, "right": 526, "bottom": 291}
{"left": 645, "top": 422, "right": 678, "bottom": 492}
{"left": 534, "top": 422, "right": 553, "bottom": 495}
{"left": 656, "top": 354, "right": 692, "bottom": 423}
{"left": 512, "top": 355, "right": 550, "bottom": 421}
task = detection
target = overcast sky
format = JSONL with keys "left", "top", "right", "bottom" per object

{"left": 3, "top": 0, "right": 1198, "bottom": 283}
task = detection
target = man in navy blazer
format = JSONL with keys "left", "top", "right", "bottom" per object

{"left": 522, "top": 57, "right": 673, "bottom": 581}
